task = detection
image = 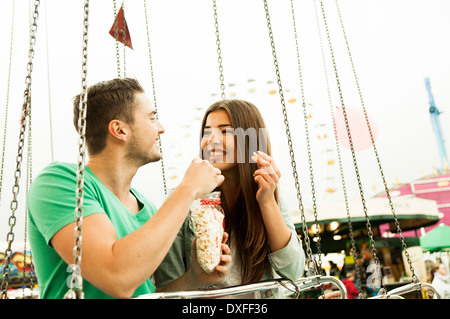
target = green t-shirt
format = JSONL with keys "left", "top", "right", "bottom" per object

{"left": 27, "top": 162, "right": 157, "bottom": 299}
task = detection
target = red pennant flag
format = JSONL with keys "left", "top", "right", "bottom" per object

{"left": 109, "top": 4, "right": 133, "bottom": 49}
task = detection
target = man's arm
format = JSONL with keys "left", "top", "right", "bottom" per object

{"left": 51, "top": 159, "right": 224, "bottom": 298}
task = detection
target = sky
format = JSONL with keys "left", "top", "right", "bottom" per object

{"left": 0, "top": 0, "right": 449, "bottom": 247}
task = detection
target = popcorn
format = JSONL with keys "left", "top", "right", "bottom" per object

{"left": 190, "top": 191, "right": 224, "bottom": 274}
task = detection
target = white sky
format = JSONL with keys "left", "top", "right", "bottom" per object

{"left": 1, "top": 0, "right": 449, "bottom": 246}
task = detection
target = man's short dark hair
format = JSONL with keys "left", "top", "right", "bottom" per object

{"left": 73, "top": 77, "right": 145, "bottom": 155}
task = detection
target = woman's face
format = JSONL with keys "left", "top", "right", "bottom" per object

{"left": 201, "top": 110, "right": 237, "bottom": 172}
{"left": 437, "top": 264, "right": 447, "bottom": 276}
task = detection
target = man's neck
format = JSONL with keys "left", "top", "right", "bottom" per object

{"left": 87, "top": 153, "right": 138, "bottom": 203}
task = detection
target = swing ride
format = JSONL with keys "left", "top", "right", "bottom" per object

{"left": 1, "top": 0, "right": 447, "bottom": 300}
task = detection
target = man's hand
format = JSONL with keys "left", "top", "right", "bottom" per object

{"left": 180, "top": 158, "right": 225, "bottom": 199}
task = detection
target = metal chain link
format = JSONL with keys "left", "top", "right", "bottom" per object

{"left": 262, "top": 0, "right": 318, "bottom": 276}
{"left": 212, "top": 0, "right": 226, "bottom": 100}
{"left": 312, "top": 0, "right": 363, "bottom": 298}
{"left": 333, "top": 0, "right": 418, "bottom": 284}
{"left": 143, "top": 0, "right": 167, "bottom": 195}
{"left": 319, "top": 0, "right": 386, "bottom": 293}
{"left": 64, "top": 0, "right": 89, "bottom": 300}
{"left": 1, "top": 0, "right": 40, "bottom": 299}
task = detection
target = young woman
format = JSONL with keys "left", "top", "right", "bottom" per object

{"left": 429, "top": 263, "right": 450, "bottom": 299}
{"left": 154, "top": 99, "right": 305, "bottom": 299}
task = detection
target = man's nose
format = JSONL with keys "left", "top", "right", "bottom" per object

{"left": 156, "top": 120, "right": 165, "bottom": 134}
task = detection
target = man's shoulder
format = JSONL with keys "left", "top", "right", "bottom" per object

{"left": 38, "top": 161, "right": 77, "bottom": 176}
{"left": 30, "top": 162, "right": 79, "bottom": 190}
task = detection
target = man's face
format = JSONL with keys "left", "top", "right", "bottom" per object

{"left": 126, "top": 93, "right": 165, "bottom": 165}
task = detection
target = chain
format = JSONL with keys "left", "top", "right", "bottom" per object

{"left": 1, "top": 0, "right": 40, "bottom": 299}
{"left": 289, "top": 0, "right": 323, "bottom": 271}
{"left": 262, "top": 0, "right": 317, "bottom": 276}
{"left": 122, "top": 0, "right": 127, "bottom": 77}
{"left": 333, "top": 0, "right": 418, "bottom": 284}
{"left": 319, "top": 0, "right": 386, "bottom": 292}
{"left": 21, "top": 109, "right": 36, "bottom": 295}
{"left": 113, "top": 0, "right": 121, "bottom": 78}
{"left": 44, "top": 0, "right": 54, "bottom": 162}
{"left": 312, "top": 0, "right": 363, "bottom": 297}
{"left": 64, "top": 0, "right": 89, "bottom": 300}
{"left": 0, "top": 0, "right": 16, "bottom": 207}
{"left": 212, "top": 0, "right": 226, "bottom": 100}
{"left": 143, "top": 0, "right": 167, "bottom": 195}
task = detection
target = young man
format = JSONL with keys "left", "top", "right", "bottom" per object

{"left": 27, "top": 77, "right": 230, "bottom": 299}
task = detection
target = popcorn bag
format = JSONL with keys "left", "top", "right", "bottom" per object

{"left": 190, "top": 191, "right": 224, "bottom": 274}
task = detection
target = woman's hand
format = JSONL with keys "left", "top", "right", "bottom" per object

{"left": 252, "top": 151, "right": 281, "bottom": 205}
{"left": 189, "top": 232, "right": 231, "bottom": 288}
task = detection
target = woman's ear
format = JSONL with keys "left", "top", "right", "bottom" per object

{"left": 108, "top": 119, "right": 128, "bottom": 142}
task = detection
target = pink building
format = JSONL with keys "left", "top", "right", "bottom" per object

{"left": 378, "top": 172, "right": 450, "bottom": 236}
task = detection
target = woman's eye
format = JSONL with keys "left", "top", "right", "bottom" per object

{"left": 223, "top": 129, "right": 234, "bottom": 134}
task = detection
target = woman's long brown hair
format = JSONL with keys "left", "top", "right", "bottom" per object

{"left": 200, "top": 99, "right": 278, "bottom": 284}
{"left": 429, "top": 263, "right": 441, "bottom": 283}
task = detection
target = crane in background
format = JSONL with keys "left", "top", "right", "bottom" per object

{"left": 425, "top": 77, "right": 449, "bottom": 172}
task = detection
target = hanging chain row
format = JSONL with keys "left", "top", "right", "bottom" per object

{"left": 64, "top": 0, "right": 89, "bottom": 300}
{"left": 262, "top": 0, "right": 318, "bottom": 276}
{"left": 1, "top": 0, "right": 40, "bottom": 299}
{"left": 312, "top": 0, "right": 363, "bottom": 297}
{"left": 0, "top": 0, "right": 16, "bottom": 210}
{"left": 318, "top": 0, "right": 386, "bottom": 292}
{"left": 212, "top": 0, "right": 226, "bottom": 100}
{"left": 333, "top": 0, "right": 418, "bottom": 284}
{"left": 289, "top": 0, "right": 323, "bottom": 273}
{"left": 0, "top": 0, "right": 14, "bottom": 291}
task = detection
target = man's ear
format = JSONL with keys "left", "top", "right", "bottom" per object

{"left": 108, "top": 119, "right": 128, "bottom": 142}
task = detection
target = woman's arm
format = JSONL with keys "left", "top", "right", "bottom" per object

{"left": 253, "top": 152, "right": 305, "bottom": 280}
{"left": 253, "top": 151, "right": 290, "bottom": 251}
